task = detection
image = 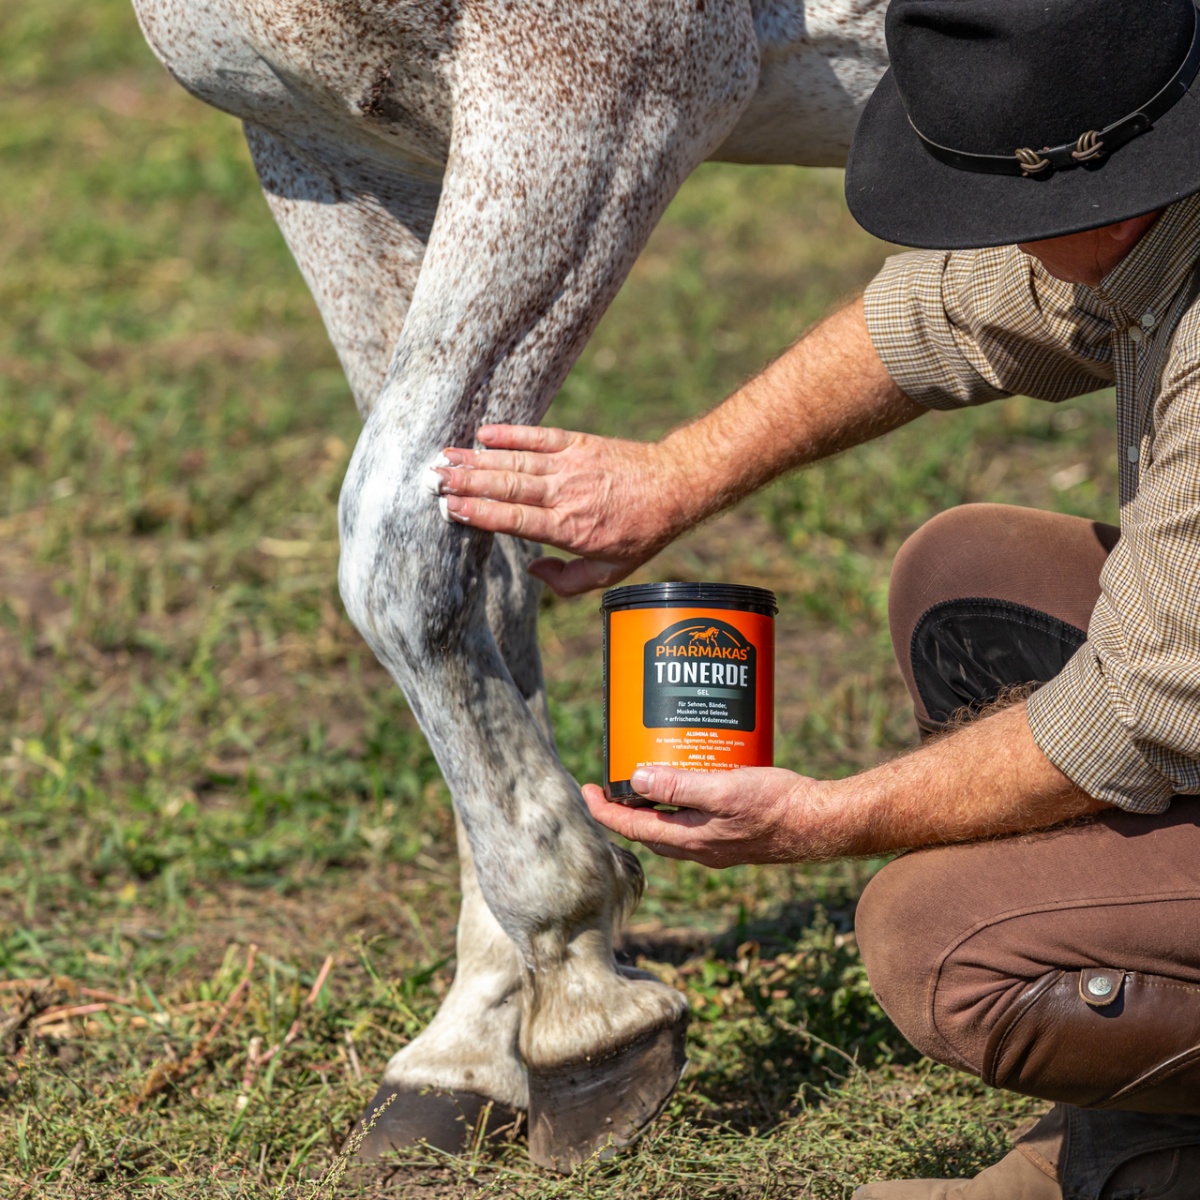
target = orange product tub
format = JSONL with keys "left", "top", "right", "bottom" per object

{"left": 602, "top": 582, "right": 777, "bottom": 804}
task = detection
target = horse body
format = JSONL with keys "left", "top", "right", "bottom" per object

{"left": 131, "top": 0, "right": 887, "bottom": 1168}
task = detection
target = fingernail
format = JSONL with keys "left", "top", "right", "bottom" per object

{"left": 631, "top": 768, "right": 654, "bottom": 794}
{"left": 445, "top": 497, "right": 469, "bottom": 522}
{"left": 434, "top": 469, "right": 458, "bottom": 494}
{"left": 442, "top": 449, "right": 466, "bottom": 464}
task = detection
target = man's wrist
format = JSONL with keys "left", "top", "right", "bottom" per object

{"left": 648, "top": 428, "right": 717, "bottom": 539}
{"left": 775, "top": 775, "right": 857, "bottom": 863}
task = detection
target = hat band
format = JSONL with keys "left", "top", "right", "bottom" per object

{"left": 908, "top": 1, "right": 1200, "bottom": 178}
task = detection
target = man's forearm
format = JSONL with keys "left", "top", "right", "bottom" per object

{"left": 656, "top": 296, "right": 927, "bottom": 528}
{"left": 809, "top": 702, "right": 1110, "bottom": 860}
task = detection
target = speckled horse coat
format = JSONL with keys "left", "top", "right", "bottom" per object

{"left": 130, "top": 0, "right": 888, "bottom": 1169}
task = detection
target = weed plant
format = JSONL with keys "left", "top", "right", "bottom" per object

{"left": 1, "top": 1, "right": 1116, "bottom": 1194}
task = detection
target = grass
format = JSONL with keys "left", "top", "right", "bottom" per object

{"left": 0, "top": 2, "right": 1119, "bottom": 1195}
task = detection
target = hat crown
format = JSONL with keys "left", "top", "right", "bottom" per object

{"left": 888, "top": 0, "right": 1196, "bottom": 156}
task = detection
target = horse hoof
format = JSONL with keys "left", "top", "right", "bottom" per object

{"left": 526, "top": 1011, "right": 688, "bottom": 1171}
{"left": 350, "top": 1084, "right": 521, "bottom": 1158}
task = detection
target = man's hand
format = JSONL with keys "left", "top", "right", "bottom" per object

{"left": 431, "top": 299, "right": 923, "bottom": 597}
{"left": 582, "top": 766, "right": 831, "bottom": 867}
{"left": 433, "top": 425, "right": 690, "bottom": 596}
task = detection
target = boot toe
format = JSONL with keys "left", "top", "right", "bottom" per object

{"left": 852, "top": 1181, "right": 956, "bottom": 1199}
{"left": 853, "top": 1148, "right": 1062, "bottom": 1200}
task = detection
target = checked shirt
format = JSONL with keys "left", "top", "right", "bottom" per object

{"left": 864, "top": 192, "right": 1200, "bottom": 813}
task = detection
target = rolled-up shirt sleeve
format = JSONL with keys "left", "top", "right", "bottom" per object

{"left": 1027, "top": 318, "right": 1200, "bottom": 813}
{"left": 863, "top": 247, "right": 1114, "bottom": 411}
{"left": 861, "top": 240, "right": 1200, "bottom": 814}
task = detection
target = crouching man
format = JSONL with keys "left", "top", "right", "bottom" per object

{"left": 433, "top": 0, "right": 1200, "bottom": 1193}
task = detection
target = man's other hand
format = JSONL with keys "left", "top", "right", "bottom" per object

{"left": 432, "top": 425, "right": 689, "bottom": 596}
{"left": 583, "top": 766, "right": 829, "bottom": 867}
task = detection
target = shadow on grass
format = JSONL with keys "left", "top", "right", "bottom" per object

{"left": 620, "top": 897, "right": 920, "bottom": 1136}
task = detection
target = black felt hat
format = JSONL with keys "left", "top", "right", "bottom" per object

{"left": 846, "top": 0, "right": 1200, "bottom": 249}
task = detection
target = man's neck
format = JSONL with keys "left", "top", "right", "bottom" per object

{"left": 1017, "top": 210, "right": 1165, "bottom": 287}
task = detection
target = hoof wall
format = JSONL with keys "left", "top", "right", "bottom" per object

{"left": 350, "top": 1084, "right": 521, "bottom": 1158}
{"left": 527, "top": 1012, "right": 688, "bottom": 1171}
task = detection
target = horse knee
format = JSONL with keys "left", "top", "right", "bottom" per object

{"left": 337, "top": 441, "right": 486, "bottom": 670}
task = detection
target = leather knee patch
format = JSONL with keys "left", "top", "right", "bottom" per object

{"left": 910, "top": 598, "right": 1085, "bottom": 725}
{"left": 984, "top": 969, "right": 1200, "bottom": 1114}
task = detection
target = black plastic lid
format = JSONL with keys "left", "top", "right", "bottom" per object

{"left": 601, "top": 581, "right": 777, "bottom": 616}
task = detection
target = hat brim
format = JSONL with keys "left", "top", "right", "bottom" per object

{"left": 845, "top": 70, "right": 1200, "bottom": 249}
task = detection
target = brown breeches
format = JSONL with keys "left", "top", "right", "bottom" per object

{"left": 857, "top": 504, "right": 1200, "bottom": 1113}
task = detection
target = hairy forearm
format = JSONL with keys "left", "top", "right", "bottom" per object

{"left": 797, "top": 702, "right": 1110, "bottom": 861}
{"left": 656, "top": 296, "right": 926, "bottom": 528}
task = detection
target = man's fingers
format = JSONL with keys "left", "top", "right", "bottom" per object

{"left": 628, "top": 766, "right": 731, "bottom": 812}
{"left": 440, "top": 447, "right": 558, "bottom": 476}
{"left": 583, "top": 786, "right": 703, "bottom": 846}
{"left": 443, "top": 495, "right": 557, "bottom": 542}
{"left": 438, "top": 466, "right": 552, "bottom": 505}
{"left": 476, "top": 424, "right": 575, "bottom": 454}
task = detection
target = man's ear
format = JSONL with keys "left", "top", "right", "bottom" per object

{"left": 1107, "top": 210, "right": 1165, "bottom": 248}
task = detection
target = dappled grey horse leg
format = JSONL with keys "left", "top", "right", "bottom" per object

{"left": 336, "top": 4, "right": 760, "bottom": 1167}
{"left": 247, "top": 128, "right": 535, "bottom": 1148}
{"left": 358, "top": 533, "right": 592, "bottom": 1156}
{"left": 132, "top": 0, "right": 778, "bottom": 1168}
{"left": 246, "top": 127, "right": 662, "bottom": 1159}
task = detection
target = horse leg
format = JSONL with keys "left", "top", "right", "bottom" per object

{"left": 247, "top": 128, "right": 534, "bottom": 1149}
{"left": 335, "top": 1, "right": 758, "bottom": 1167}
{"left": 358, "top": 535, "right": 566, "bottom": 1155}
{"left": 246, "top": 129, "right": 654, "bottom": 1156}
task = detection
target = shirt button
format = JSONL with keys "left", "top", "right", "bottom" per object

{"left": 1129, "top": 326, "right": 1144, "bottom": 343}
{"left": 1128, "top": 444, "right": 1140, "bottom": 463}
{"left": 1141, "top": 310, "right": 1156, "bottom": 328}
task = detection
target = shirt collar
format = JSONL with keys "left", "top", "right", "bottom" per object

{"left": 1091, "top": 192, "right": 1200, "bottom": 325}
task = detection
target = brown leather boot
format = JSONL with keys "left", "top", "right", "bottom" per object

{"left": 852, "top": 1105, "right": 1200, "bottom": 1200}
{"left": 850, "top": 1149, "right": 1059, "bottom": 1199}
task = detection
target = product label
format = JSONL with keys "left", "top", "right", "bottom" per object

{"left": 642, "top": 617, "right": 755, "bottom": 731}
{"left": 605, "top": 604, "right": 774, "bottom": 791}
